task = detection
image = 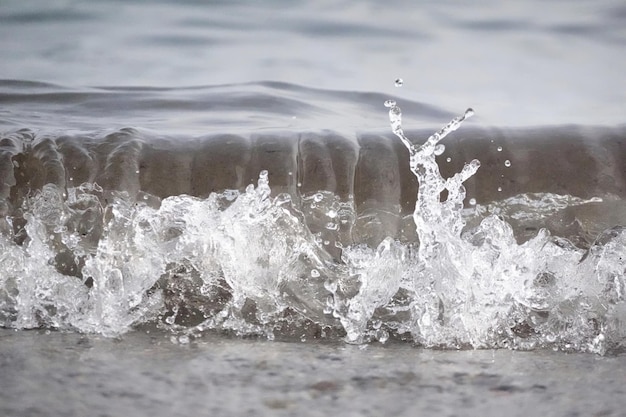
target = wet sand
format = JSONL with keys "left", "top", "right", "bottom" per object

{"left": 1, "top": 329, "right": 624, "bottom": 417}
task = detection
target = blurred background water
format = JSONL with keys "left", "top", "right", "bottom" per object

{"left": 1, "top": 0, "right": 625, "bottom": 129}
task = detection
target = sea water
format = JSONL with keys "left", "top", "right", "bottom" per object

{"left": 1, "top": 0, "right": 625, "bottom": 355}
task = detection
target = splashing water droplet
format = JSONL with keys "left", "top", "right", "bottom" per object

{"left": 434, "top": 144, "right": 445, "bottom": 156}
{"left": 497, "top": 146, "right": 503, "bottom": 152}
{"left": 394, "top": 78, "right": 403, "bottom": 87}
{"left": 504, "top": 160, "right": 511, "bottom": 167}
{"left": 469, "top": 198, "right": 477, "bottom": 206}
{"left": 446, "top": 157, "right": 452, "bottom": 163}
{"left": 497, "top": 186, "right": 502, "bottom": 192}
{"left": 310, "top": 269, "right": 320, "bottom": 278}
{"left": 384, "top": 100, "right": 396, "bottom": 108}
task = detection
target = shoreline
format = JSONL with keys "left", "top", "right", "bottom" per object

{"left": 1, "top": 328, "right": 625, "bottom": 416}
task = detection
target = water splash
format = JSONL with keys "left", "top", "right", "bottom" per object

{"left": 0, "top": 105, "right": 625, "bottom": 355}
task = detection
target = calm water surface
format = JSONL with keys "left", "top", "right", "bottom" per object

{"left": 1, "top": 0, "right": 625, "bottom": 127}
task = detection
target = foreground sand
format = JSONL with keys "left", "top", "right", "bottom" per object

{"left": 1, "top": 329, "right": 624, "bottom": 416}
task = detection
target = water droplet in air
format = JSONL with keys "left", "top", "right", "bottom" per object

{"left": 497, "top": 146, "right": 503, "bottom": 152}
{"left": 504, "top": 160, "right": 511, "bottom": 167}
{"left": 384, "top": 100, "right": 396, "bottom": 108}
{"left": 497, "top": 186, "right": 502, "bottom": 192}
{"left": 434, "top": 144, "right": 445, "bottom": 156}
{"left": 469, "top": 198, "right": 477, "bottom": 206}
{"left": 464, "top": 108, "right": 475, "bottom": 118}
{"left": 394, "top": 78, "right": 403, "bottom": 87}
{"left": 446, "top": 157, "right": 452, "bottom": 163}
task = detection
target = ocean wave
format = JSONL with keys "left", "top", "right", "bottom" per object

{"left": 1, "top": 108, "right": 626, "bottom": 354}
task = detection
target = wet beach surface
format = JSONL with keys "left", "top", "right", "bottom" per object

{"left": 1, "top": 329, "right": 625, "bottom": 417}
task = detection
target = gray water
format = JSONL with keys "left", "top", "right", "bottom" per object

{"left": 2, "top": 328, "right": 625, "bottom": 417}
{"left": 2, "top": 1, "right": 626, "bottom": 415}
{"left": 1, "top": 0, "right": 625, "bottom": 127}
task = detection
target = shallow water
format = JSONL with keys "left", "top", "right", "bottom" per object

{"left": 1, "top": 1, "right": 626, "bottom": 356}
{"left": 2, "top": 329, "right": 625, "bottom": 417}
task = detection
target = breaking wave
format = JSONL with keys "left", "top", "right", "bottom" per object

{"left": 1, "top": 93, "right": 626, "bottom": 355}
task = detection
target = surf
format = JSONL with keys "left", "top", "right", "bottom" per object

{"left": 1, "top": 92, "right": 625, "bottom": 354}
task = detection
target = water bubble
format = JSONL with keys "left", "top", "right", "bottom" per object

{"left": 504, "top": 160, "right": 511, "bottom": 167}
{"left": 178, "top": 335, "right": 190, "bottom": 344}
{"left": 434, "top": 144, "right": 445, "bottom": 156}
{"left": 310, "top": 269, "right": 320, "bottom": 278}
{"left": 497, "top": 146, "right": 503, "bottom": 152}
{"left": 325, "top": 222, "right": 338, "bottom": 230}
{"left": 313, "top": 193, "right": 324, "bottom": 203}
{"left": 394, "top": 78, "right": 403, "bottom": 87}
{"left": 327, "top": 209, "right": 337, "bottom": 219}
{"left": 324, "top": 279, "right": 338, "bottom": 293}
{"left": 469, "top": 198, "right": 477, "bottom": 206}
{"left": 376, "top": 329, "right": 389, "bottom": 344}
{"left": 446, "top": 157, "right": 452, "bottom": 163}
{"left": 384, "top": 100, "right": 396, "bottom": 108}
